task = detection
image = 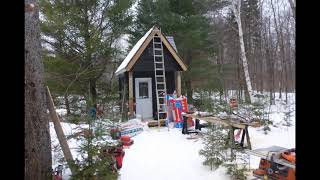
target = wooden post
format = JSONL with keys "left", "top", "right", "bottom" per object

{"left": 121, "top": 80, "right": 127, "bottom": 122}
{"left": 245, "top": 125, "right": 252, "bottom": 150}
{"left": 176, "top": 71, "right": 181, "bottom": 96}
{"left": 128, "top": 71, "right": 134, "bottom": 117}
{"left": 229, "top": 127, "right": 235, "bottom": 160}
{"left": 240, "top": 128, "right": 246, "bottom": 147}
{"left": 46, "top": 86, "right": 76, "bottom": 174}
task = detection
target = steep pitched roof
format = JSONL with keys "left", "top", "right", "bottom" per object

{"left": 115, "top": 26, "right": 187, "bottom": 76}
{"left": 166, "top": 36, "right": 178, "bottom": 52}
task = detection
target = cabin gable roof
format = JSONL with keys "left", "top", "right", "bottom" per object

{"left": 115, "top": 26, "right": 187, "bottom": 76}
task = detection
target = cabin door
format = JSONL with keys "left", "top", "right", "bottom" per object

{"left": 135, "top": 78, "right": 153, "bottom": 119}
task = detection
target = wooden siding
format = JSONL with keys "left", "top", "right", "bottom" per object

{"left": 132, "top": 41, "right": 183, "bottom": 72}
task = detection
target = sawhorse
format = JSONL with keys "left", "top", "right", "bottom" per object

{"left": 227, "top": 125, "right": 252, "bottom": 150}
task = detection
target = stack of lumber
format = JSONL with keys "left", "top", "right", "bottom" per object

{"left": 147, "top": 119, "right": 166, "bottom": 127}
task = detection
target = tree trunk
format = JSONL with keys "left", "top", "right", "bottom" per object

{"left": 25, "top": 0, "right": 52, "bottom": 179}
{"left": 279, "top": 79, "right": 282, "bottom": 99}
{"left": 285, "top": 17, "right": 293, "bottom": 93}
{"left": 185, "top": 80, "right": 193, "bottom": 103}
{"left": 184, "top": 50, "right": 193, "bottom": 103}
{"left": 64, "top": 94, "right": 71, "bottom": 116}
{"left": 236, "top": 55, "right": 242, "bottom": 101}
{"left": 265, "top": 16, "right": 275, "bottom": 105}
{"left": 276, "top": 11, "right": 289, "bottom": 104}
{"left": 231, "top": 0, "right": 253, "bottom": 103}
{"left": 270, "top": 0, "right": 283, "bottom": 99}
{"left": 89, "top": 79, "right": 97, "bottom": 108}
{"left": 288, "top": 0, "right": 296, "bottom": 19}
{"left": 259, "top": 0, "right": 264, "bottom": 93}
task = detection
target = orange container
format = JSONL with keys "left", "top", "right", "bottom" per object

{"left": 120, "top": 135, "right": 131, "bottom": 142}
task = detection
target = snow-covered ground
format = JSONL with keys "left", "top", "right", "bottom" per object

{"left": 118, "top": 127, "right": 230, "bottom": 180}
{"left": 50, "top": 122, "right": 88, "bottom": 179}
{"left": 50, "top": 92, "right": 295, "bottom": 179}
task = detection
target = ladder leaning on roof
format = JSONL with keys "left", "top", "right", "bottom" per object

{"left": 153, "top": 30, "right": 167, "bottom": 129}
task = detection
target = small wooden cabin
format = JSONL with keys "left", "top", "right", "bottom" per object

{"left": 115, "top": 26, "right": 187, "bottom": 120}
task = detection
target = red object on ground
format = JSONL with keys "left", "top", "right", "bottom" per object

{"left": 229, "top": 98, "right": 238, "bottom": 108}
{"left": 169, "top": 99, "right": 181, "bottom": 122}
{"left": 114, "top": 150, "right": 125, "bottom": 169}
{"left": 186, "top": 115, "right": 194, "bottom": 127}
{"left": 108, "top": 146, "right": 125, "bottom": 169}
{"left": 173, "top": 106, "right": 182, "bottom": 122}
{"left": 182, "top": 96, "right": 189, "bottom": 113}
{"left": 122, "top": 139, "right": 134, "bottom": 146}
{"left": 121, "top": 136, "right": 130, "bottom": 142}
{"left": 120, "top": 135, "right": 134, "bottom": 146}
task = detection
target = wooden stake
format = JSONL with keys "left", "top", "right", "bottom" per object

{"left": 46, "top": 86, "right": 76, "bottom": 174}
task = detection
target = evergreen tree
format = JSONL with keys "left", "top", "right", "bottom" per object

{"left": 128, "top": 0, "right": 156, "bottom": 47}
{"left": 60, "top": 116, "right": 119, "bottom": 179}
{"left": 282, "top": 103, "right": 294, "bottom": 127}
{"left": 223, "top": 150, "right": 250, "bottom": 180}
{"left": 40, "top": 0, "right": 134, "bottom": 109}
{"left": 199, "top": 123, "right": 250, "bottom": 179}
{"left": 199, "top": 124, "right": 228, "bottom": 170}
{"left": 236, "top": 93, "right": 272, "bottom": 134}
{"left": 130, "top": 0, "right": 227, "bottom": 102}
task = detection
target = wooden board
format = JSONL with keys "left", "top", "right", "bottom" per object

{"left": 147, "top": 120, "right": 166, "bottom": 127}
{"left": 46, "top": 86, "right": 76, "bottom": 175}
{"left": 191, "top": 114, "right": 261, "bottom": 129}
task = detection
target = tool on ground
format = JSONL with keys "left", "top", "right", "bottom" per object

{"left": 246, "top": 146, "right": 295, "bottom": 180}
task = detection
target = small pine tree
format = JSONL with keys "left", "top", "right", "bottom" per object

{"left": 199, "top": 123, "right": 251, "bottom": 179}
{"left": 70, "top": 115, "right": 118, "bottom": 180}
{"left": 194, "top": 91, "right": 215, "bottom": 113}
{"left": 193, "top": 91, "right": 228, "bottom": 114}
{"left": 282, "top": 103, "right": 294, "bottom": 127}
{"left": 199, "top": 124, "right": 229, "bottom": 170}
{"left": 237, "top": 93, "right": 272, "bottom": 134}
{"left": 223, "top": 147, "right": 250, "bottom": 180}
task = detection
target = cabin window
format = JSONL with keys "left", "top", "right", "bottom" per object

{"left": 139, "top": 82, "right": 149, "bottom": 98}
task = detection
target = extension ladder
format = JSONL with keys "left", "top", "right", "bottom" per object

{"left": 153, "top": 32, "right": 167, "bottom": 128}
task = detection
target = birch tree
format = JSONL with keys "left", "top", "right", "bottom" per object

{"left": 230, "top": 0, "right": 253, "bottom": 103}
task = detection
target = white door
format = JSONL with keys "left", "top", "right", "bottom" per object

{"left": 135, "top": 78, "right": 153, "bottom": 119}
